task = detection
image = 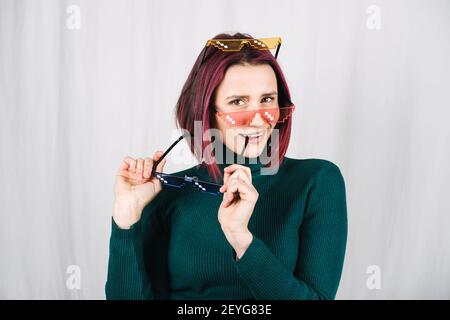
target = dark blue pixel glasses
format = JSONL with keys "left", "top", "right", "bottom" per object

{"left": 150, "top": 134, "right": 222, "bottom": 196}
{"left": 150, "top": 134, "right": 250, "bottom": 196}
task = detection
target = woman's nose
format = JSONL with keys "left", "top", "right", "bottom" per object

{"left": 249, "top": 111, "right": 266, "bottom": 126}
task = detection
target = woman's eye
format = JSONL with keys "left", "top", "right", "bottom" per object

{"left": 262, "top": 96, "right": 274, "bottom": 103}
{"left": 230, "top": 99, "right": 245, "bottom": 106}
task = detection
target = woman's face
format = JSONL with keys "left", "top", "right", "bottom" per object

{"left": 213, "top": 63, "right": 279, "bottom": 158}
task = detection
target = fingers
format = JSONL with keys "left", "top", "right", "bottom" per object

{"left": 227, "top": 179, "right": 251, "bottom": 198}
{"left": 224, "top": 164, "right": 252, "bottom": 177}
{"left": 221, "top": 180, "right": 245, "bottom": 208}
{"left": 143, "top": 151, "right": 166, "bottom": 179}
{"left": 220, "top": 164, "right": 252, "bottom": 193}
{"left": 120, "top": 156, "right": 134, "bottom": 172}
{"left": 221, "top": 178, "right": 258, "bottom": 208}
{"left": 153, "top": 151, "right": 166, "bottom": 173}
{"left": 143, "top": 157, "right": 153, "bottom": 178}
{"left": 118, "top": 157, "right": 136, "bottom": 180}
{"left": 118, "top": 151, "right": 166, "bottom": 182}
{"left": 136, "top": 158, "right": 144, "bottom": 181}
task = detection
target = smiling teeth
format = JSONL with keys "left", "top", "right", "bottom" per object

{"left": 242, "top": 133, "right": 262, "bottom": 138}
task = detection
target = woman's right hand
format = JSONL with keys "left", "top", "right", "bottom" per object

{"left": 112, "top": 151, "right": 166, "bottom": 229}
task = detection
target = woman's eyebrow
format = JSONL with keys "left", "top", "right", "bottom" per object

{"left": 225, "top": 91, "right": 278, "bottom": 100}
{"left": 261, "top": 91, "right": 278, "bottom": 96}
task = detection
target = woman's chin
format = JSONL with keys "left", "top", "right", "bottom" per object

{"left": 242, "top": 136, "right": 269, "bottom": 158}
{"left": 243, "top": 145, "right": 264, "bottom": 158}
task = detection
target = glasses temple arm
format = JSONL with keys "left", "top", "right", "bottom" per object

{"left": 275, "top": 42, "right": 281, "bottom": 59}
{"left": 150, "top": 133, "right": 187, "bottom": 178}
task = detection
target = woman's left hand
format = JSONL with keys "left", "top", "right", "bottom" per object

{"left": 218, "top": 164, "right": 259, "bottom": 259}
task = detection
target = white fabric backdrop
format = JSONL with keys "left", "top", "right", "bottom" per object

{"left": 1, "top": 0, "right": 449, "bottom": 299}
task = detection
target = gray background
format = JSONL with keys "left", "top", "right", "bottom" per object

{"left": 1, "top": 0, "right": 449, "bottom": 299}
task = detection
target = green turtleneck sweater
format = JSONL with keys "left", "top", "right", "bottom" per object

{"left": 105, "top": 145, "right": 347, "bottom": 300}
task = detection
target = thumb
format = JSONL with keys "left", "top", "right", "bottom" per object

{"left": 153, "top": 151, "right": 166, "bottom": 173}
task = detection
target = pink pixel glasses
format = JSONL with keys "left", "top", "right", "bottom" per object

{"left": 216, "top": 105, "right": 295, "bottom": 127}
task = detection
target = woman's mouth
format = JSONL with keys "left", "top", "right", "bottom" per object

{"left": 239, "top": 130, "right": 266, "bottom": 144}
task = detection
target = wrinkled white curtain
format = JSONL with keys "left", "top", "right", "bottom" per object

{"left": 1, "top": 0, "right": 449, "bottom": 299}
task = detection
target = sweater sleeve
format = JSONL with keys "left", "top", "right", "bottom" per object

{"left": 105, "top": 191, "right": 170, "bottom": 300}
{"left": 233, "top": 161, "right": 348, "bottom": 300}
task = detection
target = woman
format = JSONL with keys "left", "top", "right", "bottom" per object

{"left": 106, "top": 32, "right": 347, "bottom": 300}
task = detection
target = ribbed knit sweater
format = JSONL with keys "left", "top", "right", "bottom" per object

{"left": 105, "top": 143, "right": 348, "bottom": 300}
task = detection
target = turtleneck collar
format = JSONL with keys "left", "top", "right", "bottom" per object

{"left": 195, "top": 140, "right": 267, "bottom": 181}
{"left": 216, "top": 140, "right": 265, "bottom": 175}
